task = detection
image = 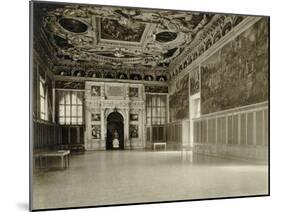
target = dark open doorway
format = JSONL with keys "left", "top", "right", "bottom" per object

{"left": 106, "top": 112, "right": 124, "bottom": 150}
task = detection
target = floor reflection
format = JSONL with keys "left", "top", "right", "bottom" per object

{"left": 32, "top": 150, "right": 268, "bottom": 210}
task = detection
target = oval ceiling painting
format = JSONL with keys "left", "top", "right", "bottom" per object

{"left": 59, "top": 18, "right": 88, "bottom": 33}
{"left": 155, "top": 31, "right": 178, "bottom": 43}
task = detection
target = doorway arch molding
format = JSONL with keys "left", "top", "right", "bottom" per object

{"left": 104, "top": 108, "right": 129, "bottom": 148}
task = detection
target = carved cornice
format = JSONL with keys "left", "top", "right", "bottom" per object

{"left": 129, "top": 101, "right": 145, "bottom": 109}
{"left": 101, "top": 100, "right": 130, "bottom": 109}
{"left": 54, "top": 75, "right": 169, "bottom": 87}
{"left": 170, "top": 16, "right": 261, "bottom": 84}
{"left": 54, "top": 61, "right": 168, "bottom": 72}
{"left": 53, "top": 58, "right": 170, "bottom": 82}
{"left": 169, "top": 14, "right": 247, "bottom": 78}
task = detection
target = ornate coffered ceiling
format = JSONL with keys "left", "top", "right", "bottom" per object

{"left": 34, "top": 2, "right": 246, "bottom": 81}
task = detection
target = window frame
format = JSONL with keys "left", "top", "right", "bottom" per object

{"left": 146, "top": 94, "right": 167, "bottom": 126}
{"left": 58, "top": 90, "right": 84, "bottom": 125}
{"left": 39, "top": 76, "right": 47, "bottom": 120}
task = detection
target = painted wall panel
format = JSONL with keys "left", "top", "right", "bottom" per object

{"left": 169, "top": 74, "right": 189, "bottom": 121}
{"left": 201, "top": 18, "right": 268, "bottom": 114}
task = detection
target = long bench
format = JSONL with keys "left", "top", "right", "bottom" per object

{"left": 153, "top": 142, "right": 167, "bottom": 151}
{"left": 58, "top": 144, "right": 85, "bottom": 153}
{"left": 34, "top": 150, "right": 70, "bottom": 170}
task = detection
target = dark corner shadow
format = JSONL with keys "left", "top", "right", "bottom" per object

{"left": 17, "top": 202, "right": 29, "bottom": 211}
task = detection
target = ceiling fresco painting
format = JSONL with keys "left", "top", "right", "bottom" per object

{"left": 155, "top": 31, "right": 178, "bottom": 43}
{"left": 34, "top": 3, "right": 246, "bottom": 81}
{"left": 40, "top": 4, "right": 214, "bottom": 67}
{"left": 59, "top": 18, "right": 88, "bottom": 33}
{"left": 100, "top": 18, "right": 146, "bottom": 42}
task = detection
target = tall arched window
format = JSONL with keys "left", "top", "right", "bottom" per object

{"left": 39, "top": 76, "right": 47, "bottom": 120}
{"left": 57, "top": 90, "right": 84, "bottom": 125}
{"left": 146, "top": 94, "right": 167, "bottom": 125}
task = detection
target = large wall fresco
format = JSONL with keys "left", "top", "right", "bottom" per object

{"left": 201, "top": 18, "right": 268, "bottom": 114}
{"left": 169, "top": 74, "right": 189, "bottom": 121}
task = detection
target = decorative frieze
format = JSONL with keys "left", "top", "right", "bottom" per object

{"left": 145, "top": 85, "right": 168, "bottom": 93}
{"left": 170, "top": 15, "right": 247, "bottom": 78}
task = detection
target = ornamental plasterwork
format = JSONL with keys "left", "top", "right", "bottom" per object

{"left": 129, "top": 101, "right": 145, "bottom": 109}
{"left": 169, "top": 15, "right": 246, "bottom": 77}
{"left": 85, "top": 101, "right": 101, "bottom": 108}
{"left": 35, "top": 3, "right": 247, "bottom": 81}
{"left": 39, "top": 4, "right": 215, "bottom": 70}
{"left": 101, "top": 100, "right": 130, "bottom": 109}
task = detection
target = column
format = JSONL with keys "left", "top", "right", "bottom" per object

{"left": 100, "top": 108, "right": 105, "bottom": 149}
{"left": 124, "top": 109, "right": 130, "bottom": 149}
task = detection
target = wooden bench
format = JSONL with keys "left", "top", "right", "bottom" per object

{"left": 57, "top": 144, "right": 85, "bottom": 153}
{"left": 34, "top": 150, "right": 70, "bottom": 170}
{"left": 153, "top": 142, "right": 167, "bottom": 151}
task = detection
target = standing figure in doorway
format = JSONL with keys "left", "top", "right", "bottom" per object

{"left": 112, "top": 130, "right": 119, "bottom": 149}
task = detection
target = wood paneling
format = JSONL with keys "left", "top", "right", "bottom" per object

{"left": 256, "top": 111, "right": 263, "bottom": 145}
{"left": 240, "top": 114, "right": 246, "bottom": 145}
{"left": 227, "top": 116, "right": 233, "bottom": 144}
{"left": 233, "top": 115, "right": 239, "bottom": 144}
{"left": 33, "top": 120, "right": 85, "bottom": 151}
{"left": 61, "top": 126, "right": 84, "bottom": 145}
{"left": 166, "top": 122, "right": 183, "bottom": 149}
{"left": 33, "top": 120, "right": 62, "bottom": 149}
{"left": 264, "top": 110, "right": 268, "bottom": 145}
{"left": 247, "top": 113, "right": 254, "bottom": 145}
{"left": 193, "top": 107, "right": 268, "bottom": 147}
{"left": 146, "top": 125, "right": 166, "bottom": 148}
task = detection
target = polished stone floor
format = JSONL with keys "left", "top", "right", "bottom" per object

{"left": 32, "top": 150, "right": 268, "bottom": 210}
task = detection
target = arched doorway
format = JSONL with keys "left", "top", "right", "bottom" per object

{"left": 106, "top": 112, "right": 124, "bottom": 150}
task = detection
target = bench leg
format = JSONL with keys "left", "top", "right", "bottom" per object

{"left": 64, "top": 156, "right": 67, "bottom": 169}
{"left": 39, "top": 156, "right": 47, "bottom": 169}
{"left": 39, "top": 156, "right": 43, "bottom": 168}
{"left": 65, "top": 155, "right": 67, "bottom": 168}
{"left": 66, "top": 155, "right": 69, "bottom": 168}
{"left": 61, "top": 156, "right": 64, "bottom": 169}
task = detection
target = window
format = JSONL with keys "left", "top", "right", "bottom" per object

{"left": 146, "top": 94, "right": 167, "bottom": 125}
{"left": 39, "top": 76, "right": 47, "bottom": 120}
{"left": 58, "top": 90, "right": 84, "bottom": 125}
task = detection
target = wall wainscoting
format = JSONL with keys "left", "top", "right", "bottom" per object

{"left": 193, "top": 102, "right": 268, "bottom": 161}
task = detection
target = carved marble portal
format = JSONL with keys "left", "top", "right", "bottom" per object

{"left": 85, "top": 81, "right": 145, "bottom": 150}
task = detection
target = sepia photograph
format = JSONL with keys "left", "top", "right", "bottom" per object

{"left": 30, "top": 0, "right": 269, "bottom": 211}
